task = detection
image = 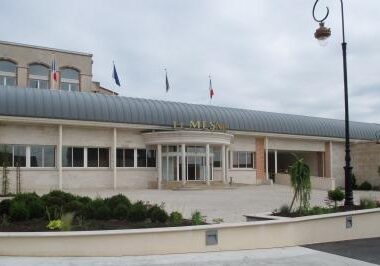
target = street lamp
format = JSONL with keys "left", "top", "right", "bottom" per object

{"left": 312, "top": 0, "right": 353, "bottom": 206}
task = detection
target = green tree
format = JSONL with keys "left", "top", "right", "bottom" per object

{"left": 289, "top": 158, "right": 311, "bottom": 212}
{"left": 0, "top": 145, "right": 10, "bottom": 196}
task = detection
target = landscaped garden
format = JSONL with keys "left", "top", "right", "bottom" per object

{"left": 0, "top": 191, "right": 206, "bottom": 232}
{"left": 272, "top": 158, "right": 380, "bottom": 218}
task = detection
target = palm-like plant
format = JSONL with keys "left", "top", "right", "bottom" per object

{"left": 289, "top": 158, "right": 311, "bottom": 212}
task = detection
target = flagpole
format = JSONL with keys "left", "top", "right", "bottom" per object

{"left": 209, "top": 74, "right": 212, "bottom": 105}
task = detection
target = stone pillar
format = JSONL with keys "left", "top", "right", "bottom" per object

{"left": 275, "top": 150, "right": 278, "bottom": 174}
{"left": 58, "top": 125, "right": 63, "bottom": 190}
{"left": 324, "top": 141, "right": 332, "bottom": 178}
{"left": 226, "top": 147, "right": 230, "bottom": 184}
{"left": 157, "top": 144, "right": 162, "bottom": 189}
{"left": 181, "top": 144, "right": 186, "bottom": 185}
{"left": 221, "top": 145, "right": 226, "bottom": 184}
{"left": 265, "top": 137, "right": 269, "bottom": 180}
{"left": 17, "top": 66, "right": 27, "bottom": 87}
{"left": 255, "top": 137, "right": 266, "bottom": 183}
{"left": 206, "top": 144, "right": 210, "bottom": 186}
{"left": 113, "top": 128, "right": 117, "bottom": 190}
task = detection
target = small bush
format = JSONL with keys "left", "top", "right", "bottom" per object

{"left": 64, "top": 200, "right": 85, "bottom": 216}
{"left": 113, "top": 204, "right": 129, "bottom": 220}
{"left": 42, "top": 190, "right": 76, "bottom": 207}
{"left": 169, "top": 211, "right": 183, "bottom": 225}
{"left": 128, "top": 201, "right": 148, "bottom": 222}
{"left": 360, "top": 198, "right": 377, "bottom": 209}
{"left": 28, "top": 199, "right": 45, "bottom": 219}
{"left": 149, "top": 205, "right": 168, "bottom": 223}
{"left": 308, "top": 206, "right": 332, "bottom": 215}
{"left": 14, "top": 192, "right": 40, "bottom": 203}
{"left": 9, "top": 201, "right": 29, "bottom": 221}
{"left": 191, "top": 210, "right": 206, "bottom": 225}
{"left": 0, "top": 199, "right": 11, "bottom": 216}
{"left": 76, "top": 196, "right": 92, "bottom": 205}
{"left": 107, "top": 194, "right": 131, "bottom": 210}
{"left": 328, "top": 188, "right": 345, "bottom": 208}
{"left": 358, "top": 181, "right": 372, "bottom": 191}
{"left": 46, "top": 219, "right": 62, "bottom": 230}
{"left": 279, "top": 204, "right": 290, "bottom": 215}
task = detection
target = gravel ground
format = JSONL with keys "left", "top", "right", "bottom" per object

{"left": 62, "top": 185, "right": 380, "bottom": 223}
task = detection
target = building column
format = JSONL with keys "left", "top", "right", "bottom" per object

{"left": 255, "top": 137, "right": 265, "bottom": 183}
{"left": 157, "top": 144, "right": 162, "bottom": 190}
{"left": 181, "top": 144, "right": 186, "bottom": 185}
{"left": 58, "top": 125, "right": 63, "bottom": 190}
{"left": 265, "top": 137, "right": 269, "bottom": 180}
{"left": 113, "top": 128, "right": 117, "bottom": 190}
{"left": 221, "top": 145, "right": 226, "bottom": 184}
{"left": 274, "top": 150, "right": 278, "bottom": 174}
{"left": 324, "top": 141, "right": 332, "bottom": 178}
{"left": 226, "top": 147, "right": 230, "bottom": 184}
{"left": 206, "top": 144, "right": 210, "bottom": 186}
{"left": 17, "top": 66, "right": 27, "bottom": 87}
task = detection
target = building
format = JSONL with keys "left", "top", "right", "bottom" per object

{"left": 0, "top": 41, "right": 379, "bottom": 192}
{"left": 0, "top": 40, "right": 115, "bottom": 95}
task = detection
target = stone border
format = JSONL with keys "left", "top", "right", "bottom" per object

{"left": 0, "top": 208, "right": 379, "bottom": 257}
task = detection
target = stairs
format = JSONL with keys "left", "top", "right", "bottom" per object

{"left": 161, "top": 180, "right": 244, "bottom": 190}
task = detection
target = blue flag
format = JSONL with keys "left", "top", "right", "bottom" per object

{"left": 112, "top": 63, "right": 121, "bottom": 86}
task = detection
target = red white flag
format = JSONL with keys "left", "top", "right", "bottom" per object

{"left": 209, "top": 76, "right": 214, "bottom": 99}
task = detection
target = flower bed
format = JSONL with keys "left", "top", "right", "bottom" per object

{"left": 0, "top": 191, "right": 201, "bottom": 232}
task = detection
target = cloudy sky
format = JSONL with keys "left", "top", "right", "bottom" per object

{"left": 2, "top": 0, "right": 380, "bottom": 123}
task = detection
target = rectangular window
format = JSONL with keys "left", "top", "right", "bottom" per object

{"left": 147, "top": 149, "right": 156, "bottom": 167}
{"left": 0, "top": 144, "right": 12, "bottom": 167}
{"left": 233, "top": 151, "right": 255, "bottom": 169}
{"left": 31, "top": 145, "right": 55, "bottom": 167}
{"left": 213, "top": 148, "right": 221, "bottom": 167}
{"left": 137, "top": 149, "right": 147, "bottom": 167}
{"left": 117, "top": 148, "right": 134, "bottom": 167}
{"left": 62, "top": 146, "right": 84, "bottom": 167}
{"left": 13, "top": 145, "right": 26, "bottom": 167}
{"left": 137, "top": 148, "right": 156, "bottom": 168}
{"left": 87, "top": 147, "right": 109, "bottom": 167}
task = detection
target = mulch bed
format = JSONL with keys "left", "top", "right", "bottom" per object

{"left": 273, "top": 205, "right": 366, "bottom": 218}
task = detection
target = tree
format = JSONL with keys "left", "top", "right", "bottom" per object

{"left": 289, "top": 158, "right": 311, "bottom": 212}
{"left": 0, "top": 145, "right": 10, "bottom": 196}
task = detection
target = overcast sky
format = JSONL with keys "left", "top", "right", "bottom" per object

{"left": 1, "top": 0, "right": 380, "bottom": 123}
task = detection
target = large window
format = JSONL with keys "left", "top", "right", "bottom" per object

{"left": 0, "top": 144, "right": 26, "bottom": 167}
{"left": 233, "top": 151, "right": 254, "bottom": 169}
{"left": 213, "top": 148, "right": 221, "bottom": 167}
{"left": 87, "top": 148, "right": 109, "bottom": 167}
{"left": 60, "top": 68, "right": 80, "bottom": 92}
{"left": 0, "top": 60, "right": 17, "bottom": 86}
{"left": 28, "top": 64, "right": 49, "bottom": 89}
{"left": 30, "top": 145, "right": 55, "bottom": 167}
{"left": 116, "top": 148, "right": 134, "bottom": 167}
{"left": 62, "top": 147, "right": 84, "bottom": 167}
{"left": 138, "top": 149, "right": 156, "bottom": 167}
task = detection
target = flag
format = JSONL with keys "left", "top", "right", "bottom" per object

{"left": 165, "top": 69, "right": 170, "bottom": 92}
{"left": 209, "top": 76, "right": 214, "bottom": 99}
{"left": 112, "top": 62, "right": 121, "bottom": 86}
{"left": 51, "top": 57, "right": 58, "bottom": 82}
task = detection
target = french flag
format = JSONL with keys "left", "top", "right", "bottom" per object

{"left": 209, "top": 76, "right": 215, "bottom": 99}
{"left": 51, "top": 57, "right": 58, "bottom": 82}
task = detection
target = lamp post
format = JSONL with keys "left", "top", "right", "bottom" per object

{"left": 312, "top": 0, "right": 353, "bottom": 206}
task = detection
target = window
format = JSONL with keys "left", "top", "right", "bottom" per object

{"left": 138, "top": 148, "right": 156, "bottom": 168}
{"left": 60, "top": 68, "right": 80, "bottom": 92}
{"left": 117, "top": 148, "right": 134, "bottom": 167}
{"left": 0, "top": 144, "right": 26, "bottom": 167}
{"left": 31, "top": 145, "right": 55, "bottom": 167}
{"left": 0, "top": 60, "right": 17, "bottom": 86}
{"left": 28, "top": 64, "right": 49, "bottom": 89}
{"left": 213, "top": 148, "right": 221, "bottom": 167}
{"left": 62, "top": 147, "right": 84, "bottom": 167}
{"left": 87, "top": 148, "right": 109, "bottom": 167}
{"left": 233, "top": 151, "right": 254, "bottom": 169}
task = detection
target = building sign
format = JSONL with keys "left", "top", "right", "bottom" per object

{"left": 173, "top": 120, "right": 227, "bottom": 131}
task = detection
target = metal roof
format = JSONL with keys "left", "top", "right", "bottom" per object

{"left": 0, "top": 86, "right": 379, "bottom": 141}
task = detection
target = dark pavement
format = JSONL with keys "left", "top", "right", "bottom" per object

{"left": 305, "top": 237, "right": 380, "bottom": 265}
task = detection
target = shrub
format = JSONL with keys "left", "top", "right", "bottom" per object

{"left": 360, "top": 198, "right": 377, "bottom": 209}
{"left": 45, "top": 205, "right": 63, "bottom": 220}
{"left": 107, "top": 194, "right": 131, "bottom": 210}
{"left": 0, "top": 199, "right": 11, "bottom": 216}
{"left": 308, "top": 206, "right": 332, "bottom": 215}
{"left": 14, "top": 192, "right": 40, "bottom": 202}
{"left": 358, "top": 181, "right": 372, "bottom": 191}
{"left": 128, "top": 201, "right": 148, "bottom": 222}
{"left": 46, "top": 219, "right": 62, "bottom": 230}
{"left": 279, "top": 204, "right": 291, "bottom": 215}
{"left": 113, "top": 204, "right": 129, "bottom": 220}
{"left": 191, "top": 210, "right": 206, "bottom": 225}
{"left": 169, "top": 211, "right": 183, "bottom": 225}
{"left": 64, "top": 200, "right": 85, "bottom": 216}
{"left": 76, "top": 196, "right": 92, "bottom": 205}
{"left": 149, "top": 205, "right": 168, "bottom": 223}
{"left": 28, "top": 199, "right": 45, "bottom": 219}
{"left": 328, "top": 188, "right": 345, "bottom": 208}
{"left": 9, "top": 201, "right": 29, "bottom": 221}
{"left": 41, "top": 190, "right": 76, "bottom": 207}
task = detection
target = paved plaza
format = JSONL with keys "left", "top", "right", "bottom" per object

{"left": 66, "top": 184, "right": 380, "bottom": 223}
